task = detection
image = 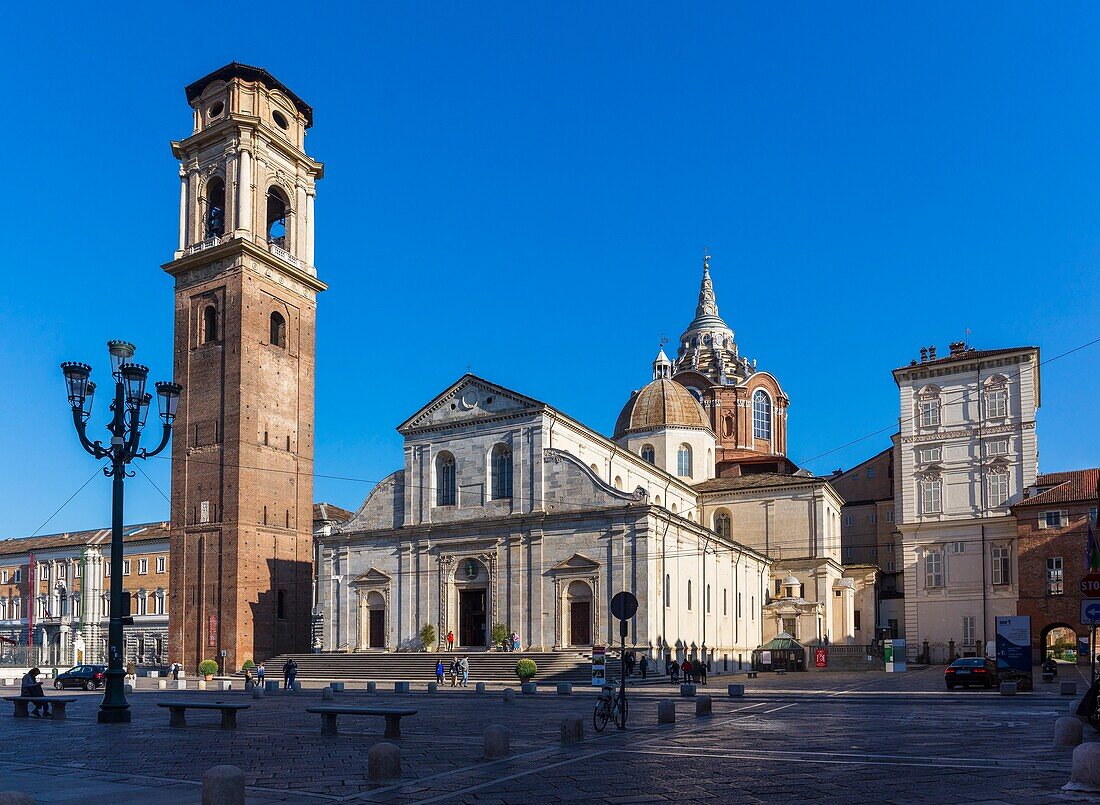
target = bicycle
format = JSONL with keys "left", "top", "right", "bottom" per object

{"left": 593, "top": 679, "right": 628, "bottom": 731}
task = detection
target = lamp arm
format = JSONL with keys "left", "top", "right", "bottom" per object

{"left": 140, "top": 424, "right": 173, "bottom": 459}
{"left": 124, "top": 405, "right": 143, "bottom": 458}
{"left": 71, "top": 409, "right": 108, "bottom": 459}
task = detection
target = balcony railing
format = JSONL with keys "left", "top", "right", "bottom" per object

{"left": 187, "top": 234, "right": 222, "bottom": 254}
{"left": 267, "top": 239, "right": 302, "bottom": 269}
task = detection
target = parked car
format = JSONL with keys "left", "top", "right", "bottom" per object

{"left": 53, "top": 664, "right": 106, "bottom": 690}
{"left": 945, "top": 657, "right": 999, "bottom": 689}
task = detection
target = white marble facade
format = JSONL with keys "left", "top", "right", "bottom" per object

{"left": 318, "top": 376, "right": 771, "bottom": 666}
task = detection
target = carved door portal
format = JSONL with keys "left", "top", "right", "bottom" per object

{"left": 570, "top": 601, "right": 592, "bottom": 646}
{"left": 459, "top": 589, "right": 487, "bottom": 647}
{"left": 369, "top": 610, "right": 385, "bottom": 648}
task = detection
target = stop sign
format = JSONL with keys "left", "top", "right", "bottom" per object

{"left": 1081, "top": 573, "right": 1100, "bottom": 598}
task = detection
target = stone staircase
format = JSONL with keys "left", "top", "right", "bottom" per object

{"left": 262, "top": 650, "right": 622, "bottom": 685}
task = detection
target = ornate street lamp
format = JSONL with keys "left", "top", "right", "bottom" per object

{"left": 60, "top": 341, "right": 180, "bottom": 723}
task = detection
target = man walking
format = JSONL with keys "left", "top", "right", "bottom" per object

{"left": 171, "top": 662, "right": 180, "bottom": 681}
{"left": 435, "top": 658, "right": 445, "bottom": 684}
{"left": 460, "top": 656, "right": 470, "bottom": 687}
{"left": 639, "top": 655, "right": 649, "bottom": 680}
{"left": 256, "top": 662, "right": 265, "bottom": 685}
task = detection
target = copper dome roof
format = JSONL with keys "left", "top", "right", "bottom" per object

{"left": 613, "top": 379, "right": 713, "bottom": 438}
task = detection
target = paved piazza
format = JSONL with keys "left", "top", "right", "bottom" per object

{"left": 1, "top": 666, "right": 1096, "bottom": 803}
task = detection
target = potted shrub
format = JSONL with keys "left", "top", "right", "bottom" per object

{"left": 419, "top": 623, "right": 436, "bottom": 651}
{"left": 515, "top": 658, "right": 537, "bottom": 682}
{"left": 491, "top": 623, "right": 509, "bottom": 650}
{"left": 241, "top": 658, "right": 256, "bottom": 672}
{"left": 198, "top": 659, "right": 219, "bottom": 681}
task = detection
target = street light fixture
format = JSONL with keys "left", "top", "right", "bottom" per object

{"left": 60, "top": 342, "right": 180, "bottom": 724}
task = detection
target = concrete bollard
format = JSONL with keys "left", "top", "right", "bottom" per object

{"left": 264, "top": 680, "right": 279, "bottom": 692}
{"left": 330, "top": 682, "right": 344, "bottom": 692}
{"left": 221, "top": 681, "right": 233, "bottom": 691}
{"left": 251, "top": 687, "right": 264, "bottom": 700}
{"left": 1061, "top": 681, "right": 1078, "bottom": 696}
{"left": 695, "top": 695, "right": 712, "bottom": 717}
{"left": 427, "top": 682, "right": 438, "bottom": 693}
{"left": 1068, "top": 697, "right": 1086, "bottom": 720}
{"left": 394, "top": 681, "right": 410, "bottom": 694}
{"left": 1054, "top": 716, "right": 1084, "bottom": 748}
{"left": 483, "top": 724, "right": 510, "bottom": 759}
{"left": 657, "top": 699, "right": 676, "bottom": 724}
{"left": 124, "top": 684, "right": 134, "bottom": 694}
{"left": 367, "top": 742, "right": 402, "bottom": 781}
{"left": 560, "top": 715, "right": 584, "bottom": 744}
{"left": 999, "top": 682, "right": 1017, "bottom": 696}
{"left": 475, "top": 682, "right": 486, "bottom": 694}
{"left": 158, "top": 679, "right": 167, "bottom": 690}
{"left": 148, "top": 671, "right": 159, "bottom": 679}
{"left": 1063, "top": 742, "right": 1100, "bottom": 793}
{"left": 0, "top": 793, "right": 35, "bottom": 805}
{"left": 727, "top": 683, "right": 744, "bottom": 698}
{"left": 202, "top": 764, "right": 245, "bottom": 805}
{"left": 521, "top": 682, "right": 537, "bottom": 695}
{"left": 321, "top": 687, "right": 335, "bottom": 702}
{"left": 292, "top": 681, "right": 302, "bottom": 692}
{"left": 557, "top": 683, "right": 572, "bottom": 695}
{"left": 366, "top": 681, "right": 377, "bottom": 693}
{"left": 502, "top": 688, "right": 515, "bottom": 703}
{"left": 198, "top": 681, "right": 207, "bottom": 691}
{"left": 679, "top": 683, "right": 696, "bottom": 697}
{"left": 177, "top": 680, "right": 187, "bottom": 691}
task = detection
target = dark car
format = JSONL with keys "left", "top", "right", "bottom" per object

{"left": 53, "top": 664, "right": 106, "bottom": 690}
{"left": 945, "top": 657, "right": 999, "bottom": 689}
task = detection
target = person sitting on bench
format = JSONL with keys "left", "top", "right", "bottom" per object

{"left": 21, "top": 668, "right": 50, "bottom": 718}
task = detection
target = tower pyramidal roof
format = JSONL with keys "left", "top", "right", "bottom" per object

{"left": 673, "top": 253, "right": 749, "bottom": 385}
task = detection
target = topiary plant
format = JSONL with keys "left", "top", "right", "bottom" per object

{"left": 241, "top": 658, "right": 256, "bottom": 671}
{"left": 515, "top": 658, "right": 537, "bottom": 681}
{"left": 491, "top": 623, "right": 509, "bottom": 648}
{"left": 198, "top": 659, "right": 219, "bottom": 678}
{"left": 419, "top": 623, "right": 436, "bottom": 651}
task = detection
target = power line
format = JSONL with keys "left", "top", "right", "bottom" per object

{"left": 27, "top": 464, "right": 108, "bottom": 538}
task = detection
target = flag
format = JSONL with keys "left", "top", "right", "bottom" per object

{"left": 1090, "top": 473, "right": 1100, "bottom": 571}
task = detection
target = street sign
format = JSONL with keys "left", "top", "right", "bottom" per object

{"left": 1082, "top": 600, "right": 1100, "bottom": 626}
{"left": 814, "top": 648, "right": 827, "bottom": 668}
{"left": 1081, "top": 573, "right": 1100, "bottom": 599}
{"left": 610, "top": 591, "right": 638, "bottom": 621}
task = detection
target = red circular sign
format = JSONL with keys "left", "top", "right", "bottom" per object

{"left": 1081, "top": 573, "right": 1100, "bottom": 599}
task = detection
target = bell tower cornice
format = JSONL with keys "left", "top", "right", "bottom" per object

{"left": 162, "top": 236, "right": 327, "bottom": 294}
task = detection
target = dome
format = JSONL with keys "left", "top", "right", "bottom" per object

{"left": 782, "top": 574, "right": 800, "bottom": 588}
{"left": 613, "top": 379, "right": 712, "bottom": 438}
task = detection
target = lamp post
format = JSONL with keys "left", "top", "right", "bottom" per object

{"left": 61, "top": 340, "right": 180, "bottom": 723}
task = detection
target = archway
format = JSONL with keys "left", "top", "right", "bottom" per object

{"left": 1041, "top": 623, "right": 1078, "bottom": 663}
{"left": 454, "top": 558, "right": 488, "bottom": 648}
{"left": 566, "top": 580, "right": 593, "bottom": 646}
{"left": 366, "top": 591, "right": 386, "bottom": 649}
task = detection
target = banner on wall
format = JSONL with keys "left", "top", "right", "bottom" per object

{"left": 591, "top": 645, "right": 606, "bottom": 686}
{"left": 996, "top": 615, "right": 1032, "bottom": 688}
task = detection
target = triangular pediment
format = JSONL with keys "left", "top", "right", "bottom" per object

{"left": 350, "top": 567, "right": 391, "bottom": 586}
{"left": 548, "top": 552, "right": 601, "bottom": 573}
{"left": 398, "top": 374, "right": 546, "bottom": 433}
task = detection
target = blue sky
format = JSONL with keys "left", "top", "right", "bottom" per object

{"left": 2, "top": 3, "right": 1099, "bottom": 536}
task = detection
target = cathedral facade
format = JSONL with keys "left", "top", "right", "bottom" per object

{"left": 319, "top": 259, "right": 867, "bottom": 663}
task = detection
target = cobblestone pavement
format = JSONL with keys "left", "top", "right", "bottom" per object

{"left": 1, "top": 666, "right": 1097, "bottom": 803}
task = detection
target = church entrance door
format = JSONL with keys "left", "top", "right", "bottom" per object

{"left": 369, "top": 609, "right": 385, "bottom": 648}
{"left": 459, "top": 589, "right": 487, "bottom": 647}
{"left": 570, "top": 601, "right": 591, "bottom": 646}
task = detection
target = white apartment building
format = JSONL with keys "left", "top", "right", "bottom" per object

{"left": 893, "top": 342, "right": 1039, "bottom": 661}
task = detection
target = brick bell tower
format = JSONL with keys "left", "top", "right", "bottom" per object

{"left": 165, "top": 64, "right": 325, "bottom": 671}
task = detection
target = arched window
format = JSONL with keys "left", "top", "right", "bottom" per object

{"left": 491, "top": 444, "right": 513, "bottom": 500}
{"left": 202, "top": 304, "right": 217, "bottom": 344}
{"left": 665, "top": 574, "right": 671, "bottom": 608}
{"left": 641, "top": 444, "right": 655, "bottom": 464}
{"left": 613, "top": 476, "right": 623, "bottom": 490}
{"left": 266, "top": 187, "right": 289, "bottom": 248}
{"left": 676, "top": 444, "right": 693, "bottom": 477}
{"left": 714, "top": 511, "right": 731, "bottom": 539}
{"left": 753, "top": 390, "right": 772, "bottom": 440}
{"left": 590, "top": 463, "right": 600, "bottom": 476}
{"left": 269, "top": 311, "right": 287, "bottom": 348}
{"left": 436, "top": 452, "right": 456, "bottom": 506}
{"left": 687, "top": 579, "right": 693, "bottom": 611}
{"left": 205, "top": 177, "right": 225, "bottom": 239}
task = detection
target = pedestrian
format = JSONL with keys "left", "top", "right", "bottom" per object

{"left": 639, "top": 655, "right": 649, "bottom": 680}
{"left": 171, "top": 662, "right": 180, "bottom": 681}
{"left": 668, "top": 660, "right": 679, "bottom": 684}
{"left": 283, "top": 658, "right": 297, "bottom": 690}
{"left": 21, "top": 667, "right": 50, "bottom": 718}
{"left": 460, "top": 656, "right": 469, "bottom": 687}
{"left": 624, "top": 652, "right": 635, "bottom": 677}
{"left": 256, "top": 662, "right": 265, "bottom": 685}
{"left": 699, "top": 659, "right": 708, "bottom": 685}
{"left": 449, "top": 657, "right": 459, "bottom": 687}
{"left": 446, "top": 630, "right": 455, "bottom": 651}
{"left": 681, "top": 658, "right": 692, "bottom": 684}
{"left": 511, "top": 631, "right": 520, "bottom": 652}
{"left": 435, "top": 658, "right": 445, "bottom": 684}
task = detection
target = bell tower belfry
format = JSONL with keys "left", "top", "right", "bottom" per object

{"left": 164, "top": 63, "right": 326, "bottom": 671}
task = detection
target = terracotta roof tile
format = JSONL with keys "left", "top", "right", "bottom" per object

{"left": 694, "top": 473, "right": 824, "bottom": 493}
{"left": 1014, "top": 468, "right": 1100, "bottom": 508}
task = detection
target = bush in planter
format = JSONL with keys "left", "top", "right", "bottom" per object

{"left": 491, "top": 623, "right": 509, "bottom": 648}
{"left": 515, "top": 658, "right": 537, "bottom": 681}
{"left": 241, "top": 658, "right": 256, "bottom": 671}
{"left": 419, "top": 623, "right": 436, "bottom": 651}
{"left": 198, "top": 659, "right": 219, "bottom": 679}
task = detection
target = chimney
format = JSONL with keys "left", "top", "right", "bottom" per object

{"left": 919, "top": 347, "right": 928, "bottom": 363}
{"left": 949, "top": 341, "right": 966, "bottom": 356}
{"left": 928, "top": 345, "right": 937, "bottom": 360}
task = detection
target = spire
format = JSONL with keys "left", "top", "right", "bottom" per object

{"left": 696, "top": 250, "right": 719, "bottom": 318}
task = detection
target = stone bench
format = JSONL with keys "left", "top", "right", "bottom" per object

{"left": 157, "top": 701, "right": 250, "bottom": 729}
{"left": 4, "top": 696, "right": 78, "bottom": 720}
{"left": 306, "top": 706, "right": 417, "bottom": 738}
{"left": 746, "top": 671, "right": 759, "bottom": 679}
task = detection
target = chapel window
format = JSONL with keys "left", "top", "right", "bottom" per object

{"left": 676, "top": 444, "right": 693, "bottom": 478}
{"left": 641, "top": 444, "right": 655, "bottom": 464}
{"left": 436, "top": 452, "right": 456, "bottom": 506}
{"left": 752, "top": 390, "right": 772, "bottom": 440}
{"left": 491, "top": 444, "right": 513, "bottom": 500}
{"left": 715, "top": 511, "right": 731, "bottom": 540}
